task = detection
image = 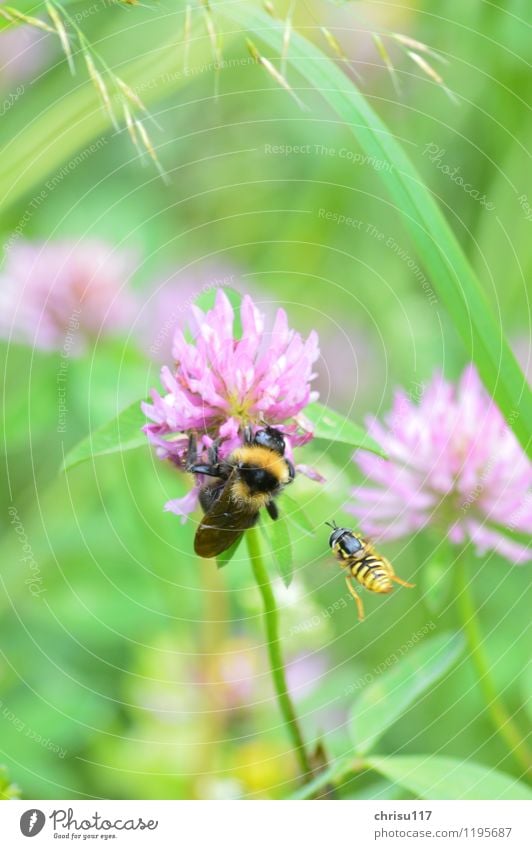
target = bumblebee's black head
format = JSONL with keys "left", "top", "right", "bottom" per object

{"left": 232, "top": 430, "right": 292, "bottom": 498}
{"left": 253, "top": 426, "right": 286, "bottom": 456}
{"left": 326, "top": 522, "right": 363, "bottom": 554}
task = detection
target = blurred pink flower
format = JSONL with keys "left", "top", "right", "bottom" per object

{"left": 0, "top": 26, "right": 49, "bottom": 86}
{"left": 0, "top": 240, "right": 137, "bottom": 352}
{"left": 348, "top": 365, "right": 532, "bottom": 564}
{"left": 211, "top": 637, "right": 260, "bottom": 711}
{"left": 313, "top": 321, "right": 378, "bottom": 411}
{"left": 286, "top": 651, "right": 328, "bottom": 701}
{"left": 143, "top": 290, "right": 320, "bottom": 517}
{"left": 139, "top": 265, "right": 244, "bottom": 364}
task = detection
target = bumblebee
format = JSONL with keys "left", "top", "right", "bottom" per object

{"left": 187, "top": 426, "right": 295, "bottom": 558}
{"left": 327, "top": 522, "right": 414, "bottom": 621}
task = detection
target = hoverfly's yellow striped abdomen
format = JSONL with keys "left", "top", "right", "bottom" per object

{"left": 352, "top": 559, "right": 393, "bottom": 594}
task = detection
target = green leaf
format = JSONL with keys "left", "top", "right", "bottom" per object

{"left": 349, "top": 631, "right": 465, "bottom": 755}
{"left": 368, "top": 755, "right": 532, "bottom": 800}
{"left": 61, "top": 400, "right": 148, "bottom": 471}
{"left": 280, "top": 492, "right": 315, "bottom": 535}
{"left": 216, "top": 534, "right": 245, "bottom": 569}
{"left": 0, "top": 765, "right": 20, "bottom": 800}
{"left": 261, "top": 515, "right": 294, "bottom": 586}
{"left": 218, "top": 3, "right": 532, "bottom": 456}
{"left": 305, "top": 402, "right": 385, "bottom": 456}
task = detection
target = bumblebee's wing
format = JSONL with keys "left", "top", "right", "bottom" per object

{"left": 194, "top": 479, "right": 258, "bottom": 558}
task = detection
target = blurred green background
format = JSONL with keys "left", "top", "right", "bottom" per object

{"left": 0, "top": 0, "right": 530, "bottom": 799}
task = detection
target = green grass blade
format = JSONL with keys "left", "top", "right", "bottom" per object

{"left": 218, "top": 2, "right": 532, "bottom": 456}
{"left": 4, "top": 1, "right": 530, "bottom": 453}
{"left": 0, "top": 13, "right": 211, "bottom": 208}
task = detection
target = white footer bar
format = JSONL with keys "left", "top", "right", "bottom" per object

{"left": 1, "top": 799, "right": 529, "bottom": 848}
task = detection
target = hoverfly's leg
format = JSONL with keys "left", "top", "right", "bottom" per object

{"left": 286, "top": 459, "right": 296, "bottom": 481}
{"left": 186, "top": 433, "right": 198, "bottom": 469}
{"left": 266, "top": 500, "right": 279, "bottom": 521}
{"left": 345, "top": 576, "right": 365, "bottom": 621}
{"left": 383, "top": 557, "right": 415, "bottom": 588}
{"left": 386, "top": 557, "right": 415, "bottom": 587}
{"left": 390, "top": 574, "right": 415, "bottom": 589}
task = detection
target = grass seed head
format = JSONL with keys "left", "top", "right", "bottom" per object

{"left": 46, "top": 1, "right": 75, "bottom": 74}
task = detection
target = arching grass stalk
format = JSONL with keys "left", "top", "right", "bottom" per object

{"left": 246, "top": 527, "right": 313, "bottom": 779}
{"left": 455, "top": 556, "right": 531, "bottom": 775}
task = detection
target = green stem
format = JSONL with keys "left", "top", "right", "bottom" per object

{"left": 246, "top": 527, "right": 313, "bottom": 779}
{"left": 456, "top": 558, "right": 531, "bottom": 775}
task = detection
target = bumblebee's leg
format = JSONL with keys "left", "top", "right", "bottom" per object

{"left": 186, "top": 433, "right": 198, "bottom": 468}
{"left": 345, "top": 577, "right": 365, "bottom": 621}
{"left": 188, "top": 438, "right": 231, "bottom": 479}
{"left": 286, "top": 459, "right": 296, "bottom": 481}
{"left": 208, "top": 439, "right": 220, "bottom": 465}
{"left": 186, "top": 433, "right": 222, "bottom": 477}
{"left": 188, "top": 462, "right": 215, "bottom": 477}
{"left": 390, "top": 574, "right": 416, "bottom": 589}
{"left": 187, "top": 434, "right": 229, "bottom": 478}
{"left": 266, "top": 500, "right": 279, "bottom": 521}
{"left": 199, "top": 481, "right": 225, "bottom": 514}
{"left": 188, "top": 460, "right": 232, "bottom": 480}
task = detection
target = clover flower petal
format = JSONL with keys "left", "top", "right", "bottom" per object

{"left": 144, "top": 291, "right": 321, "bottom": 517}
{"left": 348, "top": 365, "right": 531, "bottom": 564}
{"left": 0, "top": 240, "right": 137, "bottom": 352}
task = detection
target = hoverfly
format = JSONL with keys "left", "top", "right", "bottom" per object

{"left": 327, "top": 522, "right": 414, "bottom": 620}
